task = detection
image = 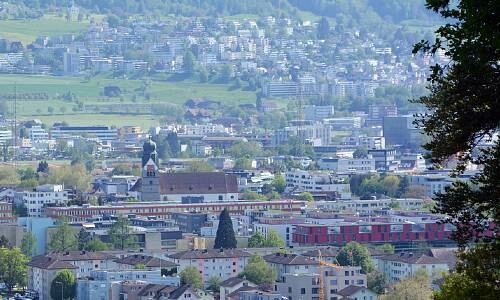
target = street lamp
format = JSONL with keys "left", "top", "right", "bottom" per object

{"left": 55, "top": 281, "right": 64, "bottom": 300}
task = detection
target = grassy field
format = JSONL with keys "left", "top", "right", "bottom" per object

{"left": 0, "top": 14, "right": 103, "bottom": 44}
{"left": 0, "top": 73, "right": 262, "bottom": 127}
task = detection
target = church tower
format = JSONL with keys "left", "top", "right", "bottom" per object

{"left": 141, "top": 137, "right": 160, "bottom": 201}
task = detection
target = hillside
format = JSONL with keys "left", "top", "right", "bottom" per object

{"left": 8, "top": 0, "right": 438, "bottom": 28}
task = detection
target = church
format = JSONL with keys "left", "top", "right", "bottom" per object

{"left": 131, "top": 138, "right": 239, "bottom": 202}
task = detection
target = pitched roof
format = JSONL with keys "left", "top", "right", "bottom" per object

{"left": 377, "top": 252, "right": 444, "bottom": 264}
{"left": 169, "top": 249, "right": 251, "bottom": 260}
{"left": 220, "top": 277, "right": 246, "bottom": 288}
{"left": 136, "top": 284, "right": 176, "bottom": 297}
{"left": 168, "top": 285, "right": 191, "bottom": 300}
{"left": 302, "top": 247, "right": 339, "bottom": 258}
{"left": 426, "top": 248, "right": 458, "bottom": 267}
{"left": 114, "top": 254, "right": 178, "bottom": 268}
{"left": 28, "top": 251, "right": 116, "bottom": 269}
{"left": 263, "top": 253, "right": 319, "bottom": 265}
{"left": 131, "top": 172, "right": 238, "bottom": 194}
{"left": 28, "top": 256, "right": 78, "bottom": 270}
{"left": 337, "top": 285, "right": 365, "bottom": 297}
{"left": 227, "top": 286, "right": 260, "bottom": 298}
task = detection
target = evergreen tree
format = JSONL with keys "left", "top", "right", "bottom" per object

{"left": 214, "top": 208, "right": 237, "bottom": 249}
{"left": 0, "top": 235, "right": 9, "bottom": 247}
{"left": 183, "top": 50, "right": 195, "bottom": 75}
{"left": 76, "top": 228, "right": 92, "bottom": 250}
{"left": 317, "top": 17, "right": 330, "bottom": 39}
{"left": 37, "top": 160, "right": 49, "bottom": 173}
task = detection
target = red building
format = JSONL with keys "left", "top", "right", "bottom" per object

{"left": 292, "top": 222, "right": 454, "bottom": 246}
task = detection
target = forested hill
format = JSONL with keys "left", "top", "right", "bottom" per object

{"left": 13, "top": 0, "right": 438, "bottom": 27}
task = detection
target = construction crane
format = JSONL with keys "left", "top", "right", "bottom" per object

{"left": 318, "top": 249, "right": 340, "bottom": 300}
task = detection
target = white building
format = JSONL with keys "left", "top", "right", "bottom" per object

{"left": 263, "top": 253, "right": 319, "bottom": 279}
{"left": 285, "top": 170, "right": 352, "bottom": 199}
{"left": 51, "top": 125, "right": 117, "bottom": 141}
{"left": 0, "top": 129, "right": 12, "bottom": 145}
{"left": 29, "top": 125, "right": 49, "bottom": 141}
{"left": 318, "top": 156, "right": 376, "bottom": 173}
{"left": 168, "top": 249, "right": 250, "bottom": 285}
{"left": 314, "top": 198, "right": 424, "bottom": 213}
{"left": 375, "top": 252, "right": 449, "bottom": 282}
{"left": 23, "top": 184, "right": 68, "bottom": 217}
{"left": 304, "top": 105, "right": 335, "bottom": 122}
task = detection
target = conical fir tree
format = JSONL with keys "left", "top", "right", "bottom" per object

{"left": 214, "top": 208, "right": 237, "bottom": 249}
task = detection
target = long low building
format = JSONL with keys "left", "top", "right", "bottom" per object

{"left": 44, "top": 200, "right": 303, "bottom": 222}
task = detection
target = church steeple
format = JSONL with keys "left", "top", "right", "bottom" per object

{"left": 142, "top": 136, "right": 158, "bottom": 167}
{"left": 141, "top": 137, "right": 160, "bottom": 201}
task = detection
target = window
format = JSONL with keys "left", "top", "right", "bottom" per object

{"left": 345, "top": 280, "right": 349, "bottom": 285}
{"left": 218, "top": 195, "right": 223, "bottom": 200}
{"left": 301, "top": 288, "right": 306, "bottom": 294}
{"left": 288, "top": 287, "right": 292, "bottom": 293}
{"left": 345, "top": 271, "right": 349, "bottom": 276}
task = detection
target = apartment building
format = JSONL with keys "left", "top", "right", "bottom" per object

{"left": 23, "top": 184, "right": 68, "bottom": 217}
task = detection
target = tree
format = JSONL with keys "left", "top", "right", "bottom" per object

{"left": 317, "top": 17, "right": 330, "bottom": 39}
{"left": 37, "top": 160, "right": 49, "bottom": 173}
{"left": 206, "top": 276, "right": 223, "bottom": 292}
{"left": 264, "top": 230, "right": 285, "bottom": 248}
{"left": 380, "top": 270, "right": 432, "bottom": 300}
{"left": 214, "top": 208, "right": 237, "bottom": 249}
{"left": 84, "top": 239, "right": 109, "bottom": 251}
{"left": 412, "top": 1, "right": 499, "bottom": 297}
{"left": 76, "top": 228, "right": 92, "bottom": 250}
{"left": 50, "top": 270, "right": 76, "bottom": 300}
{"left": 234, "top": 158, "right": 253, "bottom": 170}
{"left": 218, "top": 64, "right": 233, "bottom": 83}
{"left": 376, "top": 244, "right": 395, "bottom": 254}
{"left": 0, "top": 235, "right": 8, "bottom": 247}
{"left": 0, "top": 247, "right": 28, "bottom": 294}
{"left": 353, "top": 146, "right": 368, "bottom": 159}
{"left": 179, "top": 266, "right": 203, "bottom": 289}
{"left": 239, "top": 254, "right": 277, "bottom": 285}
{"left": 298, "top": 192, "right": 314, "bottom": 202}
{"left": 183, "top": 50, "right": 195, "bottom": 75}
{"left": 48, "top": 218, "right": 77, "bottom": 252}
{"left": 108, "top": 217, "right": 136, "bottom": 250}
{"left": 271, "top": 175, "right": 286, "bottom": 193}
{"left": 248, "top": 232, "right": 266, "bottom": 248}
{"left": 41, "top": 164, "right": 91, "bottom": 191}
{"left": 21, "top": 232, "right": 37, "bottom": 257}
{"left": 337, "top": 241, "right": 374, "bottom": 274}
{"left": 367, "top": 271, "right": 387, "bottom": 294}
{"left": 186, "top": 160, "right": 215, "bottom": 172}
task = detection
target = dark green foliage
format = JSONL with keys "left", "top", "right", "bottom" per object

{"left": 412, "top": 0, "right": 500, "bottom": 298}
{"left": 317, "top": 17, "right": 329, "bottom": 39}
{"left": 37, "top": 160, "right": 49, "bottom": 173}
{"left": 0, "top": 235, "right": 9, "bottom": 247}
{"left": 239, "top": 254, "right": 277, "bottom": 285}
{"left": 76, "top": 228, "right": 92, "bottom": 250}
{"left": 337, "top": 241, "right": 374, "bottom": 274}
{"left": 50, "top": 270, "right": 76, "bottom": 300}
{"left": 214, "top": 208, "right": 237, "bottom": 249}
{"left": 183, "top": 50, "right": 195, "bottom": 75}
{"left": 367, "top": 271, "right": 387, "bottom": 294}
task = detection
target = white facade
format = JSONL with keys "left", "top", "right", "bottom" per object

{"left": 285, "top": 170, "right": 352, "bottom": 199}
{"left": 23, "top": 184, "right": 68, "bottom": 217}
{"left": 315, "top": 198, "right": 424, "bottom": 213}
{"left": 253, "top": 223, "right": 294, "bottom": 246}
{"left": 318, "top": 156, "right": 376, "bottom": 173}
{"left": 170, "top": 250, "right": 250, "bottom": 285}
{"left": 304, "top": 105, "right": 335, "bottom": 121}
{"left": 375, "top": 254, "right": 449, "bottom": 282}
{"left": 0, "top": 129, "right": 12, "bottom": 145}
{"left": 30, "top": 125, "right": 49, "bottom": 141}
